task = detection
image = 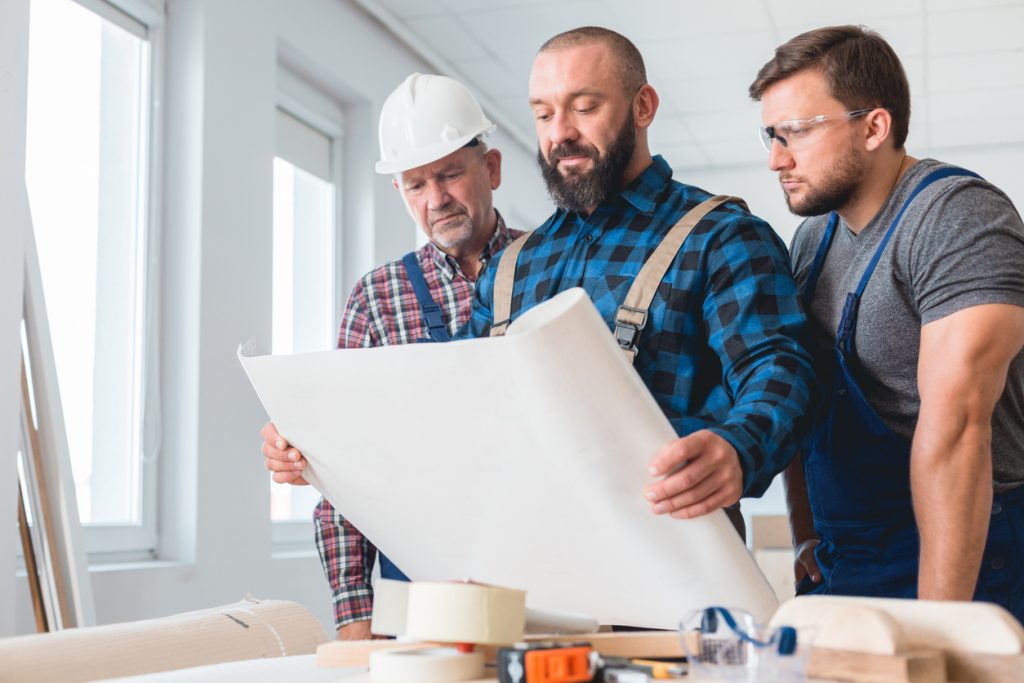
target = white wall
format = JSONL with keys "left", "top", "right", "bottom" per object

{"left": 11, "top": 0, "right": 549, "bottom": 635}
{"left": 1, "top": 0, "right": 30, "bottom": 641}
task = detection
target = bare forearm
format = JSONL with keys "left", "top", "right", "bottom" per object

{"left": 911, "top": 424, "right": 992, "bottom": 600}
{"left": 783, "top": 454, "right": 816, "bottom": 546}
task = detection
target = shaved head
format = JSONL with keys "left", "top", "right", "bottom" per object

{"left": 539, "top": 26, "right": 647, "bottom": 96}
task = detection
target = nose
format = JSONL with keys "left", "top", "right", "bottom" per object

{"left": 548, "top": 110, "right": 579, "bottom": 148}
{"left": 767, "top": 139, "right": 794, "bottom": 172}
{"left": 425, "top": 180, "right": 451, "bottom": 211}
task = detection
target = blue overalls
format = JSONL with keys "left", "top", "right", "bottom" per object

{"left": 369, "top": 251, "right": 451, "bottom": 583}
{"left": 797, "top": 167, "right": 1024, "bottom": 623}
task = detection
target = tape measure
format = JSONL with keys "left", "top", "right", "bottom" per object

{"left": 497, "top": 642, "right": 594, "bottom": 683}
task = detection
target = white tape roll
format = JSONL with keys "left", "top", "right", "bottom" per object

{"left": 406, "top": 581, "right": 526, "bottom": 645}
{"left": 369, "top": 647, "right": 485, "bottom": 682}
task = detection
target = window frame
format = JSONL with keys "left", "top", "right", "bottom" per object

{"left": 42, "top": 0, "right": 166, "bottom": 561}
{"left": 271, "top": 66, "right": 345, "bottom": 553}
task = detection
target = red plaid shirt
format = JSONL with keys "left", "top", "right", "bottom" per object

{"left": 314, "top": 212, "right": 522, "bottom": 629}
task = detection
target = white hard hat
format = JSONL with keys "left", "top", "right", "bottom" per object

{"left": 375, "top": 73, "right": 497, "bottom": 174}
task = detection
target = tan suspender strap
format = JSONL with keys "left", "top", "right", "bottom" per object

{"left": 614, "top": 195, "right": 748, "bottom": 362}
{"left": 489, "top": 231, "right": 533, "bottom": 337}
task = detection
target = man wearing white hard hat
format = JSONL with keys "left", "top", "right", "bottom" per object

{"left": 260, "top": 73, "right": 524, "bottom": 639}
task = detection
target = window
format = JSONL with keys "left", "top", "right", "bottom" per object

{"left": 271, "top": 78, "right": 344, "bottom": 535}
{"left": 24, "top": 0, "right": 160, "bottom": 555}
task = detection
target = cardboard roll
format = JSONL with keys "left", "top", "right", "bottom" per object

{"left": 369, "top": 647, "right": 485, "bottom": 682}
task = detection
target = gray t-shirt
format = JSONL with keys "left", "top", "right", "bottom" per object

{"left": 790, "top": 158, "right": 1024, "bottom": 493}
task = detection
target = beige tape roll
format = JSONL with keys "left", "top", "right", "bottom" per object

{"left": 369, "top": 647, "right": 485, "bottom": 682}
{"left": 406, "top": 581, "right": 526, "bottom": 645}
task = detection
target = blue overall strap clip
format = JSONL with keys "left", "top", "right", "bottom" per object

{"left": 401, "top": 252, "right": 451, "bottom": 343}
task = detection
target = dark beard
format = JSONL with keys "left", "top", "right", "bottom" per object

{"left": 537, "top": 111, "right": 636, "bottom": 214}
{"left": 784, "top": 153, "right": 864, "bottom": 217}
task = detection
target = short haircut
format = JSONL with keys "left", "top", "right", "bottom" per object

{"left": 539, "top": 26, "right": 647, "bottom": 96}
{"left": 749, "top": 25, "right": 911, "bottom": 149}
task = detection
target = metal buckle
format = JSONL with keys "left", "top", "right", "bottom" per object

{"left": 614, "top": 305, "right": 648, "bottom": 357}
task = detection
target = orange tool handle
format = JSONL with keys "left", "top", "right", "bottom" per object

{"left": 525, "top": 645, "right": 593, "bottom": 683}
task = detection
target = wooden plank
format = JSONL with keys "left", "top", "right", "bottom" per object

{"left": 945, "top": 652, "right": 1024, "bottom": 683}
{"left": 808, "top": 647, "right": 947, "bottom": 683}
{"left": 526, "top": 630, "right": 691, "bottom": 658}
{"left": 321, "top": 631, "right": 693, "bottom": 669}
{"left": 16, "top": 484, "right": 47, "bottom": 633}
{"left": 316, "top": 640, "right": 437, "bottom": 668}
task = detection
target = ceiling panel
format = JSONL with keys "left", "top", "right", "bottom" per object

{"left": 928, "top": 86, "right": 1024, "bottom": 123}
{"left": 683, "top": 106, "right": 763, "bottom": 143}
{"left": 929, "top": 116, "right": 1024, "bottom": 148}
{"left": 766, "top": 0, "right": 921, "bottom": 28}
{"left": 928, "top": 5, "right": 1024, "bottom": 54}
{"left": 377, "top": 0, "right": 446, "bottom": 19}
{"left": 648, "top": 114, "right": 696, "bottom": 147}
{"left": 658, "top": 75, "right": 759, "bottom": 115}
{"left": 928, "top": 51, "right": 1024, "bottom": 92}
{"left": 405, "top": 15, "right": 490, "bottom": 61}
{"left": 607, "top": 0, "right": 773, "bottom": 42}
{"left": 374, "top": 0, "right": 1024, "bottom": 168}
{"left": 453, "top": 57, "right": 526, "bottom": 97}
{"left": 443, "top": 0, "right": 553, "bottom": 13}
{"left": 775, "top": 14, "right": 924, "bottom": 58}
{"left": 700, "top": 136, "right": 769, "bottom": 167}
{"left": 641, "top": 30, "right": 780, "bottom": 79}
{"left": 658, "top": 142, "right": 711, "bottom": 170}
{"left": 926, "top": 0, "right": 1024, "bottom": 13}
{"left": 457, "top": 1, "right": 621, "bottom": 60}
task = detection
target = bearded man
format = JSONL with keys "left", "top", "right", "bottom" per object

{"left": 459, "top": 26, "right": 814, "bottom": 537}
{"left": 751, "top": 25, "right": 1024, "bottom": 620}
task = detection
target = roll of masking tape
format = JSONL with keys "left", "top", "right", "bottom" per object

{"left": 369, "top": 647, "right": 485, "bottom": 682}
{"left": 406, "top": 581, "right": 526, "bottom": 645}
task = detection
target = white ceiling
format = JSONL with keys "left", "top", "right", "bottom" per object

{"left": 371, "top": 0, "right": 1024, "bottom": 172}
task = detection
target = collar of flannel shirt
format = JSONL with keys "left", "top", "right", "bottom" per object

{"left": 618, "top": 155, "right": 671, "bottom": 215}
{"left": 426, "top": 209, "right": 514, "bottom": 280}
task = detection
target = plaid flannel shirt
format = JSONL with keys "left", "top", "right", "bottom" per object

{"left": 461, "top": 156, "right": 814, "bottom": 497}
{"left": 314, "top": 212, "right": 521, "bottom": 629}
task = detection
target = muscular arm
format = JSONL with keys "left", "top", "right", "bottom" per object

{"left": 784, "top": 454, "right": 821, "bottom": 585}
{"left": 913, "top": 303, "right": 1024, "bottom": 599}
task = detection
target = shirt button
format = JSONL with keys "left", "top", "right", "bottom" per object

{"left": 584, "top": 234, "right": 593, "bottom": 242}
{"left": 992, "top": 502, "right": 1003, "bottom": 516}
{"left": 991, "top": 556, "right": 1006, "bottom": 570}
{"left": 836, "top": 388, "right": 846, "bottom": 396}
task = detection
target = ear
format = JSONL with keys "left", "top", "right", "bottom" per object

{"left": 392, "top": 176, "right": 400, "bottom": 190}
{"left": 484, "top": 148, "right": 502, "bottom": 190}
{"left": 863, "top": 107, "right": 894, "bottom": 152}
{"left": 633, "top": 84, "right": 659, "bottom": 130}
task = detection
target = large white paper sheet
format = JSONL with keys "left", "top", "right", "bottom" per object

{"left": 240, "top": 288, "right": 778, "bottom": 627}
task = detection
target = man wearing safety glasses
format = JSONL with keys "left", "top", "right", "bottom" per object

{"left": 750, "top": 25, "right": 1024, "bottom": 620}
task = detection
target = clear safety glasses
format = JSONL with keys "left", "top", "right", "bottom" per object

{"left": 758, "top": 108, "right": 876, "bottom": 152}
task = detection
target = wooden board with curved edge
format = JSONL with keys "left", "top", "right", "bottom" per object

{"left": 771, "top": 596, "right": 1024, "bottom": 655}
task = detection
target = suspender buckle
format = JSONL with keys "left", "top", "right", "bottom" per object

{"left": 614, "top": 305, "right": 648, "bottom": 357}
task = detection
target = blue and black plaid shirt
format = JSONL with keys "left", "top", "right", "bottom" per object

{"left": 461, "top": 156, "right": 813, "bottom": 497}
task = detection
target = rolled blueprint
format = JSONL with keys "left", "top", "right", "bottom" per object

{"left": 0, "top": 596, "right": 328, "bottom": 682}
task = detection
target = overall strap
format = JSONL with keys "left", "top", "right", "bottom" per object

{"left": 489, "top": 232, "right": 533, "bottom": 337}
{"left": 401, "top": 252, "right": 451, "bottom": 343}
{"left": 801, "top": 212, "right": 840, "bottom": 307}
{"left": 615, "top": 195, "right": 746, "bottom": 363}
{"left": 837, "top": 166, "right": 982, "bottom": 354}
